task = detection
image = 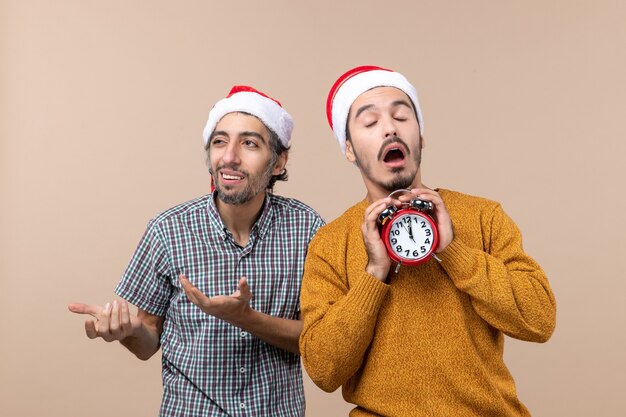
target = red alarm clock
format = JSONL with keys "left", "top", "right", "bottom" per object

{"left": 377, "top": 189, "right": 440, "bottom": 269}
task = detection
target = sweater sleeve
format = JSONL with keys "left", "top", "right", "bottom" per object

{"left": 299, "top": 231, "right": 389, "bottom": 392}
{"left": 438, "top": 204, "right": 556, "bottom": 342}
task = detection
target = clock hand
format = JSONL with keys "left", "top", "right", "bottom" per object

{"left": 408, "top": 221, "right": 416, "bottom": 243}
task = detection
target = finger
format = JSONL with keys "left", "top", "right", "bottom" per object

{"left": 180, "top": 276, "right": 211, "bottom": 308}
{"left": 410, "top": 187, "right": 437, "bottom": 195}
{"left": 109, "top": 300, "right": 120, "bottom": 333}
{"left": 84, "top": 319, "right": 98, "bottom": 339}
{"left": 364, "top": 200, "right": 390, "bottom": 227}
{"left": 120, "top": 301, "right": 132, "bottom": 333}
{"left": 409, "top": 189, "right": 444, "bottom": 210}
{"left": 180, "top": 276, "right": 199, "bottom": 304}
{"left": 68, "top": 303, "right": 102, "bottom": 318}
{"left": 364, "top": 197, "right": 391, "bottom": 217}
{"left": 410, "top": 188, "right": 442, "bottom": 202}
{"left": 98, "top": 302, "right": 112, "bottom": 336}
{"left": 179, "top": 274, "right": 194, "bottom": 295}
{"left": 237, "top": 277, "right": 252, "bottom": 301}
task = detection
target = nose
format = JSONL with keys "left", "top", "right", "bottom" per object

{"left": 221, "top": 141, "right": 241, "bottom": 165}
{"left": 382, "top": 116, "right": 398, "bottom": 138}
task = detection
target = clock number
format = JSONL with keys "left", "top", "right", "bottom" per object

{"left": 412, "top": 250, "right": 419, "bottom": 257}
{"left": 391, "top": 238, "right": 397, "bottom": 244}
{"left": 405, "top": 249, "right": 410, "bottom": 256}
{"left": 391, "top": 230, "right": 400, "bottom": 236}
{"left": 425, "top": 229, "right": 431, "bottom": 236}
{"left": 420, "top": 246, "right": 426, "bottom": 253}
{"left": 420, "top": 221, "right": 426, "bottom": 228}
{"left": 424, "top": 238, "right": 431, "bottom": 244}
{"left": 396, "top": 245, "right": 403, "bottom": 252}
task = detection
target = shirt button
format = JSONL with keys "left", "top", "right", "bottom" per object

{"left": 240, "top": 402, "right": 246, "bottom": 409}
{"left": 240, "top": 331, "right": 247, "bottom": 338}
{"left": 240, "top": 367, "right": 246, "bottom": 373}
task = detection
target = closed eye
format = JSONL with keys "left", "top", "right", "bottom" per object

{"left": 393, "top": 108, "right": 413, "bottom": 122}
{"left": 363, "top": 117, "right": 378, "bottom": 127}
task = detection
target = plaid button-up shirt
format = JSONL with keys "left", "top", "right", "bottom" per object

{"left": 115, "top": 193, "right": 324, "bottom": 417}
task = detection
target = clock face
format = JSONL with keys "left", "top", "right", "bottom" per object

{"left": 385, "top": 211, "right": 437, "bottom": 263}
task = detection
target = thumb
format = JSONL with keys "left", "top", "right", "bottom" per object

{"left": 238, "top": 277, "right": 252, "bottom": 301}
{"left": 85, "top": 319, "right": 99, "bottom": 339}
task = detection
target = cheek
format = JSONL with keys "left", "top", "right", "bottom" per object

{"left": 355, "top": 143, "right": 380, "bottom": 164}
{"left": 208, "top": 154, "right": 220, "bottom": 169}
{"left": 249, "top": 152, "right": 275, "bottom": 173}
{"left": 348, "top": 133, "right": 378, "bottom": 156}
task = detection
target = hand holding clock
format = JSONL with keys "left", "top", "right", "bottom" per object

{"left": 362, "top": 196, "right": 400, "bottom": 282}
{"left": 400, "top": 188, "right": 454, "bottom": 253}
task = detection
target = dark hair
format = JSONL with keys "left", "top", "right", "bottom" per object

{"left": 266, "top": 125, "right": 289, "bottom": 192}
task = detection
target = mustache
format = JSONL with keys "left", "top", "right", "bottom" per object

{"left": 377, "top": 136, "right": 411, "bottom": 161}
{"left": 210, "top": 164, "right": 249, "bottom": 177}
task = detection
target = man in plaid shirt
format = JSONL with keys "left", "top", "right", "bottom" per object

{"left": 69, "top": 85, "right": 324, "bottom": 416}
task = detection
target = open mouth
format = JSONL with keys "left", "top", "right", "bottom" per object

{"left": 221, "top": 173, "right": 244, "bottom": 180}
{"left": 218, "top": 168, "right": 246, "bottom": 183}
{"left": 382, "top": 147, "right": 406, "bottom": 164}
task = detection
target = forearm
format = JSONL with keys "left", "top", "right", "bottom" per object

{"left": 232, "top": 311, "right": 303, "bottom": 355}
{"left": 120, "top": 311, "right": 164, "bottom": 360}
{"left": 440, "top": 237, "right": 556, "bottom": 342}
{"left": 300, "top": 272, "right": 389, "bottom": 392}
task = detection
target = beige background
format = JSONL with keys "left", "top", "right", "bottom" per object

{"left": 1, "top": 1, "right": 625, "bottom": 416}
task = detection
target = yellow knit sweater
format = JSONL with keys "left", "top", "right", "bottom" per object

{"left": 300, "top": 189, "right": 556, "bottom": 417}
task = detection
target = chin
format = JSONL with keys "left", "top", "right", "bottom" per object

{"left": 380, "top": 172, "right": 415, "bottom": 191}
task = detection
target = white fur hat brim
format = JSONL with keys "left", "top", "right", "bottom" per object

{"left": 327, "top": 67, "right": 423, "bottom": 154}
{"left": 203, "top": 87, "right": 293, "bottom": 148}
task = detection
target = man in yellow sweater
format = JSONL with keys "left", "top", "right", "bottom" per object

{"left": 299, "top": 65, "right": 556, "bottom": 416}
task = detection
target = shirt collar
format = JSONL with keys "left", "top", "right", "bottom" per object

{"left": 206, "top": 192, "right": 275, "bottom": 241}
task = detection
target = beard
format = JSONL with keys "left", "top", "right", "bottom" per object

{"left": 352, "top": 136, "right": 422, "bottom": 192}
{"left": 210, "top": 163, "right": 273, "bottom": 205}
{"left": 379, "top": 169, "right": 416, "bottom": 191}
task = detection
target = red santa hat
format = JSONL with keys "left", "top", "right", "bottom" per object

{"left": 203, "top": 85, "right": 293, "bottom": 147}
{"left": 326, "top": 65, "right": 424, "bottom": 154}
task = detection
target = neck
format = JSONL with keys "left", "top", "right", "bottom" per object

{"left": 364, "top": 171, "right": 425, "bottom": 203}
{"left": 215, "top": 191, "right": 267, "bottom": 246}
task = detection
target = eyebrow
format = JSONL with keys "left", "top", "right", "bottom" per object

{"left": 210, "top": 130, "right": 227, "bottom": 140}
{"left": 210, "top": 130, "right": 267, "bottom": 143}
{"left": 240, "top": 131, "right": 267, "bottom": 143}
{"left": 391, "top": 99, "right": 414, "bottom": 111}
{"left": 353, "top": 100, "right": 414, "bottom": 120}
{"left": 354, "top": 104, "right": 375, "bottom": 120}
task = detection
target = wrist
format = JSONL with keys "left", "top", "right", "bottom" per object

{"left": 228, "top": 305, "right": 256, "bottom": 329}
{"left": 435, "top": 223, "right": 454, "bottom": 253}
{"left": 366, "top": 263, "right": 389, "bottom": 282}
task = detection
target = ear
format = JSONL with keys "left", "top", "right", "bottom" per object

{"left": 272, "top": 152, "right": 288, "bottom": 176}
{"left": 420, "top": 134, "right": 426, "bottom": 150}
{"left": 345, "top": 140, "right": 357, "bottom": 163}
